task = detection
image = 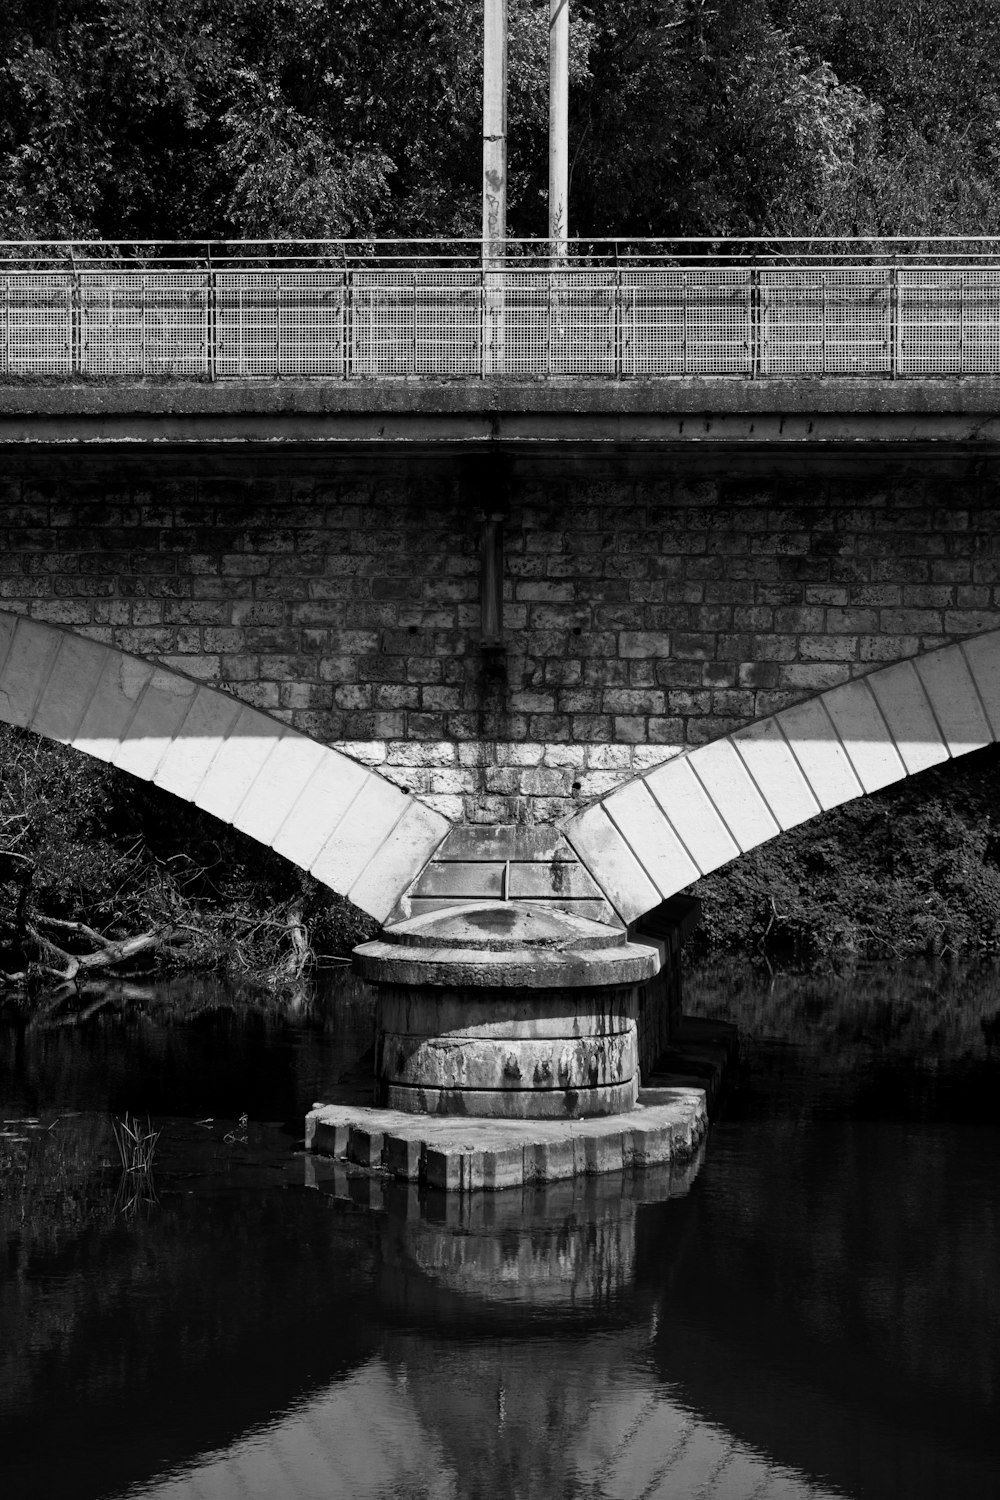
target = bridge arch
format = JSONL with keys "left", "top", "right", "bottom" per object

{"left": 0, "top": 610, "right": 449, "bottom": 921}
{"left": 563, "top": 631, "right": 1000, "bottom": 925}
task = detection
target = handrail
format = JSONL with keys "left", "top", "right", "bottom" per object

{"left": 3, "top": 250, "right": 1000, "bottom": 380}
{"left": 3, "top": 236, "right": 1000, "bottom": 268}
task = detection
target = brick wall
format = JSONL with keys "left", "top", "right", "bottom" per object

{"left": 1, "top": 449, "right": 997, "bottom": 823}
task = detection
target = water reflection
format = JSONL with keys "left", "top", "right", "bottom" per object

{"left": 2, "top": 961, "right": 999, "bottom": 1499}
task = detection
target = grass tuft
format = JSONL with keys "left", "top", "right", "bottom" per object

{"left": 112, "top": 1113, "right": 160, "bottom": 1174}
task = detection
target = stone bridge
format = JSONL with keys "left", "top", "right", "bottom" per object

{"left": 4, "top": 243, "right": 1000, "bottom": 939}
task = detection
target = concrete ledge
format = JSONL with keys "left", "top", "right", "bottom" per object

{"left": 3, "top": 375, "right": 1000, "bottom": 418}
{"left": 3, "top": 376, "right": 1000, "bottom": 446}
{"left": 306, "top": 1084, "right": 708, "bottom": 1193}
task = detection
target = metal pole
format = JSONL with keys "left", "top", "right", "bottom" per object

{"left": 482, "top": 0, "right": 507, "bottom": 267}
{"left": 549, "top": 0, "right": 569, "bottom": 259}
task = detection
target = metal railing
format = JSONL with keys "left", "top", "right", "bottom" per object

{"left": 4, "top": 238, "right": 1000, "bottom": 380}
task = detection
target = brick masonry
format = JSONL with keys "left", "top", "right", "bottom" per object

{"left": 1, "top": 447, "right": 999, "bottom": 823}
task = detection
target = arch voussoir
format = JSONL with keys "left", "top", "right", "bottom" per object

{"left": 562, "top": 630, "right": 1000, "bottom": 925}
{"left": 0, "top": 610, "right": 450, "bottom": 921}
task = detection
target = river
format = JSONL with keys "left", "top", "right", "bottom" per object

{"left": 1, "top": 959, "right": 998, "bottom": 1500}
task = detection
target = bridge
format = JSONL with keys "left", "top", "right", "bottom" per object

{"left": 3, "top": 238, "right": 1000, "bottom": 949}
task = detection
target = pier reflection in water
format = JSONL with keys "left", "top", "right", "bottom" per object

{"left": 1, "top": 960, "right": 998, "bottom": 1500}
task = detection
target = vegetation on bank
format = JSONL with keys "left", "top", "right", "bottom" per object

{"left": 688, "top": 741, "right": 1000, "bottom": 967}
{"left": 0, "top": 723, "right": 376, "bottom": 1005}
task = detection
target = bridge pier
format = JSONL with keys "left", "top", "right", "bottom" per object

{"left": 305, "top": 893, "right": 706, "bottom": 1192}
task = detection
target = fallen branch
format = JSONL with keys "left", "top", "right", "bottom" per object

{"left": 24, "top": 923, "right": 176, "bottom": 983}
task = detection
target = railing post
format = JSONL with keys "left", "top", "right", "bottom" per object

{"left": 890, "top": 263, "right": 899, "bottom": 379}
{"left": 343, "top": 258, "right": 353, "bottom": 379}
{"left": 3, "top": 274, "right": 8, "bottom": 376}
{"left": 614, "top": 252, "right": 622, "bottom": 379}
{"left": 276, "top": 271, "right": 284, "bottom": 377}
{"left": 71, "top": 258, "right": 82, "bottom": 376}
{"left": 681, "top": 268, "right": 689, "bottom": 376}
{"left": 139, "top": 272, "right": 147, "bottom": 378}
{"left": 479, "top": 262, "right": 486, "bottom": 378}
{"left": 206, "top": 249, "right": 216, "bottom": 382}
{"left": 411, "top": 268, "right": 418, "bottom": 376}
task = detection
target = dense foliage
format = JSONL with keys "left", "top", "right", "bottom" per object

{"left": 690, "top": 741, "right": 1000, "bottom": 966}
{"left": 0, "top": 724, "right": 375, "bottom": 996}
{"left": 0, "top": 0, "right": 997, "bottom": 242}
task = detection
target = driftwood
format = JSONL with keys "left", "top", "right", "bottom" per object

{"left": 0, "top": 917, "right": 202, "bottom": 996}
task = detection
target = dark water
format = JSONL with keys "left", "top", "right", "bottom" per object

{"left": 1, "top": 961, "right": 999, "bottom": 1500}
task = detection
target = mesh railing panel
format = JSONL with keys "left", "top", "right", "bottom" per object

{"left": 620, "top": 270, "right": 752, "bottom": 375}
{"left": 4, "top": 256, "right": 1000, "bottom": 379}
{"left": 485, "top": 272, "right": 617, "bottom": 376}
{"left": 352, "top": 272, "right": 480, "bottom": 376}
{"left": 80, "top": 272, "right": 209, "bottom": 375}
{"left": 3, "top": 273, "right": 74, "bottom": 374}
{"left": 215, "top": 271, "right": 345, "bottom": 377}
{"left": 760, "top": 269, "right": 892, "bottom": 374}
{"left": 898, "top": 268, "right": 1000, "bottom": 374}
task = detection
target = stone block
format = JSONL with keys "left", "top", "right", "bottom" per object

{"left": 914, "top": 644, "right": 992, "bottom": 756}
{"left": 193, "top": 703, "right": 285, "bottom": 822}
{"left": 307, "top": 1112, "right": 351, "bottom": 1158}
{"left": 385, "top": 1133, "right": 423, "bottom": 1181}
{"left": 525, "top": 1136, "right": 577, "bottom": 1183}
{"left": 347, "top": 1126, "right": 385, "bottom": 1169}
{"left": 581, "top": 1128, "right": 624, "bottom": 1176}
{"left": 271, "top": 751, "right": 371, "bottom": 868}
{"left": 0, "top": 617, "right": 64, "bottom": 729}
{"left": 347, "top": 797, "right": 451, "bottom": 922}
{"left": 866, "top": 659, "right": 951, "bottom": 774}
{"left": 229, "top": 732, "right": 327, "bottom": 844}
{"left": 563, "top": 803, "right": 661, "bottom": 923}
{"left": 31, "top": 630, "right": 108, "bottom": 743}
{"left": 311, "top": 776, "right": 411, "bottom": 894}
{"left": 644, "top": 754, "right": 738, "bottom": 876}
{"left": 602, "top": 778, "right": 700, "bottom": 894}
{"left": 112, "top": 666, "right": 199, "bottom": 781}
{"left": 423, "top": 1147, "right": 472, "bottom": 1192}
{"left": 622, "top": 1120, "right": 673, "bottom": 1168}
{"left": 731, "top": 715, "right": 819, "bottom": 831}
{"left": 960, "top": 630, "right": 1000, "bottom": 738}
{"left": 153, "top": 685, "right": 243, "bottom": 799}
{"left": 73, "top": 650, "right": 155, "bottom": 762}
{"left": 481, "top": 1146, "right": 525, "bottom": 1190}
{"left": 821, "top": 677, "right": 907, "bottom": 793}
{"left": 776, "top": 697, "right": 862, "bottom": 810}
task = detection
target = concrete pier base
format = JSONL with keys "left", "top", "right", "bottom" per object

{"left": 306, "top": 1083, "right": 709, "bottom": 1194}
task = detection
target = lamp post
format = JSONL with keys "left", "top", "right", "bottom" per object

{"left": 482, "top": 0, "right": 507, "bottom": 267}
{"left": 549, "top": 0, "right": 569, "bottom": 259}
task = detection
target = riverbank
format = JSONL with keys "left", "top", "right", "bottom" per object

{"left": 0, "top": 723, "right": 376, "bottom": 1003}
{"left": 686, "top": 741, "right": 1000, "bottom": 965}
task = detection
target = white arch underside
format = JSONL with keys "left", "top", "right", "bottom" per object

{"left": 0, "top": 611, "right": 449, "bottom": 922}
{"left": 5, "top": 608, "right": 1000, "bottom": 932}
{"left": 562, "top": 630, "right": 1000, "bottom": 924}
